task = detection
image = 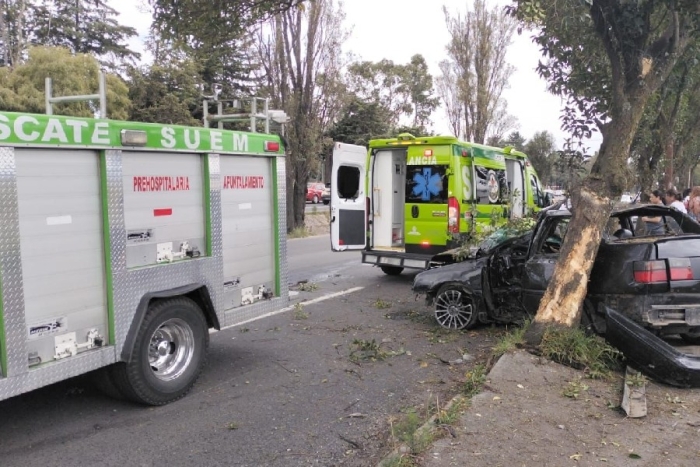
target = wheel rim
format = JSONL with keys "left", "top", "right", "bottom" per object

{"left": 435, "top": 288, "right": 473, "bottom": 329}
{"left": 148, "top": 318, "right": 195, "bottom": 381}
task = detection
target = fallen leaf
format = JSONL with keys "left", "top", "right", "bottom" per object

{"left": 570, "top": 453, "right": 582, "bottom": 460}
{"left": 517, "top": 384, "right": 524, "bottom": 389}
{"left": 629, "top": 453, "right": 641, "bottom": 459}
{"left": 420, "top": 362, "right": 428, "bottom": 368}
{"left": 493, "top": 396, "right": 501, "bottom": 401}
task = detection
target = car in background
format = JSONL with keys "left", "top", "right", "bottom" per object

{"left": 321, "top": 183, "right": 331, "bottom": 205}
{"left": 306, "top": 182, "right": 325, "bottom": 204}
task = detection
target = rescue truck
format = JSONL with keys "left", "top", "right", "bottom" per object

{"left": 330, "top": 134, "right": 548, "bottom": 274}
{"left": 0, "top": 109, "right": 288, "bottom": 405}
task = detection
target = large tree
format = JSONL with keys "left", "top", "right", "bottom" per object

{"left": 439, "top": 0, "right": 517, "bottom": 143}
{"left": 255, "top": 0, "right": 347, "bottom": 232}
{"left": 30, "top": 0, "right": 139, "bottom": 69}
{"left": 0, "top": 0, "right": 28, "bottom": 67}
{"left": 525, "top": 131, "right": 557, "bottom": 186}
{"left": 327, "top": 97, "right": 391, "bottom": 147}
{"left": 346, "top": 55, "right": 439, "bottom": 133}
{"left": 0, "top": 46, "right": 131, "bottom": 119}
{"left": 508, "top": 1, "right": 700, "bottom": 342}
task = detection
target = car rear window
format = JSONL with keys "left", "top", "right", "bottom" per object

{"left": 406, "top": 165, "right": 448, "bottom": 204}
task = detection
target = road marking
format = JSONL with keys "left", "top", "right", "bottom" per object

{"left": 212, "top": 286, "right": 365, "bottom": 334}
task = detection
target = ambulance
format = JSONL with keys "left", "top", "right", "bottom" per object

{"left": 0, "top": 110, "right": 288, "bottom": 405}
{"left": 330, "top": 134, "right": 547, "bottom": 274}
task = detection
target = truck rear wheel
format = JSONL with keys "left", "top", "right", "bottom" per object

{"left": 434, "top": 282, "right": 478, "bottom": 330}
{"left": 110, "top": 297, "right": 209, "bottom": 405}
{"left": 380, "top": 266, "right": 403, "bottom": 276}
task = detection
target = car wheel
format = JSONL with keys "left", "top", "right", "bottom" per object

{"left": 680, "top": 327, "right": 700, "bottom": 345}
{"left": 109, "top": 297, "right": 209, "bottom": 405}
{"left": 434, "top": 282, "right": 478, "bottom": 330}
{"left": 312, "top": 195, "right": 319, "bottom": 204}
{"left": 380, "top": 266, "right": 403, "bottom": 275}
{"left": 323, "top": 200, "right": 330, "bottom": 205}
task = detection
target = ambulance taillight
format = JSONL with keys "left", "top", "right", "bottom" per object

{"left": 448, "top": 197, "right": 459, "bottom": 234}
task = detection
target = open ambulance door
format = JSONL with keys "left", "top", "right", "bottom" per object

{"left": 330, "top": 142, "right": 367, "bottom": 251}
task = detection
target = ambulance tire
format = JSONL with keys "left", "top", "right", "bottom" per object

{"left": 111, "top": 297, "right": 209, "bottom": 406}
{"left": 380, "top": 266, "right": 403, "bottom": 276}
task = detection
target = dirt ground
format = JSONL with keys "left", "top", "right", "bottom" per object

{"left": 422, "top": 351, "right": 700, "bottom": 467}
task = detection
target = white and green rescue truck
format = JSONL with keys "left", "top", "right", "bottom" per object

{"left": 330, "top": 134, "right": 548, "bottom": 274}
{"left": 0, "top": 110, "right": 288, "bottom": 405}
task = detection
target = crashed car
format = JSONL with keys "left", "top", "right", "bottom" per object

{"left": 412, "top": 204, "right": 700, "bottom": 345}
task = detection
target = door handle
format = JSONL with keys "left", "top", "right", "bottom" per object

{"left": 411, "top": 205, "right": 419, "bottom": 218}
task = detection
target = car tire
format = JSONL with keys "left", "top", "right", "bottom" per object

{"left": 312, "top": 195, "right": 319, "bottom": 204}
{"left": 323, "top": 200, "right": 329, "bottom": 205}
{"left": 680, "top": 327, "right": 700, "bottom": 345}
{"left": 109, "top": 297, "right": 209, "bottom": 406}
{"left": 380, "top": 266, "right": 403, "bottom": 276}
{"left": 434, "top": 282, "right": 478, "bottom": 330}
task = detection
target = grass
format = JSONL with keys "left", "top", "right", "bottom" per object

{"left": 287, "top": 226, "right": 310, "bottom": 239}
{"left": 463, "top": 364, "right": 487, "bottom": 397}
{"left": 492, "top": 324, "right": 528, "bottom": 357}
{"left": 539, "top": 326, "right": 623, "bottom": 379}
{"left": 293, "top": 303, "right": 309, "bottom": 320}
{"left": 373, "top": 299, "right": 392, "bottom": 309}
{"left": 297, "top": 281, "right": 319, "bottom": 292}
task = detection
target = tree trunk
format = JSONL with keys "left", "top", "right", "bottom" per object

{"left": 662, "top": 125, "right": 675, "bottom": 189}
{"left": 525, "top": 106, "right": 643, "bottom": 345}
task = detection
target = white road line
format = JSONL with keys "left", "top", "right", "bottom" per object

{"left": 212, "top": 286, "right": 365, "bottom": 334}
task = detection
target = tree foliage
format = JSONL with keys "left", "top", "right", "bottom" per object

{"left": 254, "top": 0, "right": 347, "bottom": 231}
{"left": 127, "top": 57, "right": 202, "bottom": 126}
{"left": 31, "top": 0, "right": 139, "bottom": 69}
{"left": 439, "top": 0, "right": 517, "bottom": 143}
{"left": 0, "top": 0, "right": 28, "bottom": 67}
{"left": 346, "top": 55, "right": 439, "bottom": 131}
{"left": 0, "top": 46, "right": 130, "bottom": 119}
{"left": 327, "top": 98, "right": 391, "bottom": 147}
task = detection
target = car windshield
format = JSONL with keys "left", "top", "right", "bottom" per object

{"left": 476, "top": 223, "right": 534, "bottom": 255}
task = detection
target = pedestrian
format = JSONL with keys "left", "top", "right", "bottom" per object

{"left": 687, "top": 186, "right": 700, "bottom": 221}
{"left": 641, "top": 190, "right": 666, "bottom": 235}
{"left": 683, "top": 188, "right": 692, "bottom": 210}
{"left": 665, "top": 189, "right": 687, "bottom": 213}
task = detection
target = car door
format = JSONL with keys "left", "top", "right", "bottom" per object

{"left": 330, "top": 142, "right": 367, "bottom": 251}
{"left": 519, "top": 216, "right": 570, "bottom": 313}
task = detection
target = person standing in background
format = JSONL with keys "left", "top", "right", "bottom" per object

{"left": 687, "top": 186, "right": 700, "bottom": 221}
{"left": 665, "top": 189, "right": 687, "bottom": 213}
{"left": 642, "top": 190, "right": 666, "bottom": 235}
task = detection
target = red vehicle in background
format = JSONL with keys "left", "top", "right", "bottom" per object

{"left": 306, "top": 182, "right": 325, "bottom": 204}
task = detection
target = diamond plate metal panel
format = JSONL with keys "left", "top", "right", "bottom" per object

{"left": 0, "top": 146, "right": 28, "bottom": 379}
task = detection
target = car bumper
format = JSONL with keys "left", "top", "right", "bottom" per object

{"left": 603, "top": 306, "right": 700, "bottom": 388}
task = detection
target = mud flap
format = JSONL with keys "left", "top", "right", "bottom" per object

{"left": 603, "top": 306, "right": 700, "bottom": 388}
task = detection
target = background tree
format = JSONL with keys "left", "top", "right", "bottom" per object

{"left": 440, "top": 0, "right": 517, "bottom": 143}
{"left": 525, "top": 131, "right": 556, "bottom": 186}
{"left": 30, "top": 0, "right": 139, "bottom": 70}
{"left": 255, "top": 0, "right": 347, "bottom": 232}
{"left": 327, "top": 97, "right": 391, "bottom": 147}
{"left": 0, "top": 0, "right": 28, "bottom": 67}
{"left": 346, "top": 55, "right": 439, "bottom": 132}
{"left": 0, "top": 46, "right": 130, "bottom": 118}
{"left": 127, "top": 57, "right": 201, "bottom": 126}
{"left": 508, "top": 0, "right": 700, "bottom": 343}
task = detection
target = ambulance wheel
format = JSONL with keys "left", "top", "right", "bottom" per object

{"left": 434, "top": 283, "right": 478, "bottom": 330}
{"left": 111, "top": 297, "right": 209, "bottom": 406}
{"left": 380, "top": 266, "right": 403, "bottom": 276}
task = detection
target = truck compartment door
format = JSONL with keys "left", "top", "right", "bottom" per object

{"left": 331, "top": 142, "right": 367, "bottom": 251}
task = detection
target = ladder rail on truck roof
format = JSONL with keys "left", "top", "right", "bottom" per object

{"left": 0, "top": 79, "right": 289, "bottom": 405}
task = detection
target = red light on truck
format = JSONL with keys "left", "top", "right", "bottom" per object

{"left": 448, "top": 197, "right": 459, "bottom": 234}
{"left": 264, "top": 141, "right": 280, "bottom": 152}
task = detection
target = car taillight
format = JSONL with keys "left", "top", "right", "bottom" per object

{"left": 668, "top": 258, "right": 693, "bottom": 280}
{"left": 633, "top": 260, "right": 667, "bottom": 283}
{"left": 448, "top": 197, "right": 459, "bottom": 234}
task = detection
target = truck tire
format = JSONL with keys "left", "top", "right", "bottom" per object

{"left": 110, "top": 297, "right": 209, "bottom": 405}
{"left": 380, "top": 266, "right": 403, "bottom": 276}
{"left": 434, "top": 282, "right": 478, "bottom": 330}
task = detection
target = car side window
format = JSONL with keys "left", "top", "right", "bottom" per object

{"left": 538, "top": 218, "right": 569, "bottom": 255}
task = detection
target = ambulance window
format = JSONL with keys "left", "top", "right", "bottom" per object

{"left": 474, "top": 166, "right": 507, "bottom": 205}
{"left": 530, "top": 174, "right": 542, "bottom": 206}
{"left": 337, "top": 165, "right": 360, "bottom": 199}
{"left": 406, "top": 165, "right": 448, "bottom": 204}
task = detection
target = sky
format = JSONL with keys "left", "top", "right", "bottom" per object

{"left": 113, "top": 0, "right": 602, "bottom": 150}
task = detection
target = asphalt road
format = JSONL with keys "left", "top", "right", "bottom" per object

{"left": 0, "top": 236, "right": 499, "bottom": 466}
